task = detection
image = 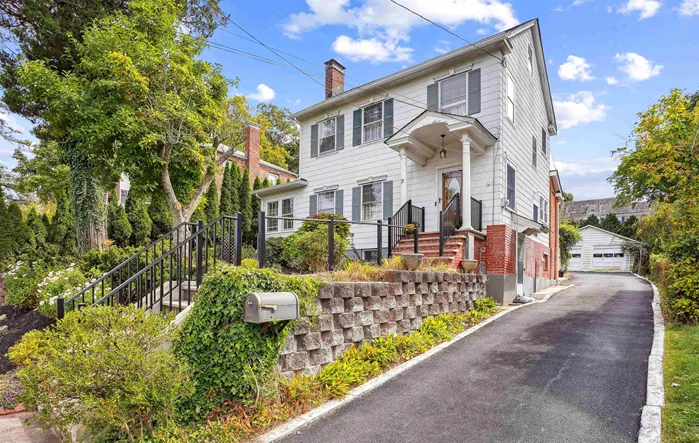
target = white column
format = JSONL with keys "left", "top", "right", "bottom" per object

{"left": 461, "top": 135, "right": 472, "bottom": 230}
{"left": 400, "top": 147, "right": 408, "bottom": 203}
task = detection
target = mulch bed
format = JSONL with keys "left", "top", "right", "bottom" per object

{"left": 0, "top": 305, "right": 55, "bottom": 374}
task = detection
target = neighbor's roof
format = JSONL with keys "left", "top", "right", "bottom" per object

{"left": 292, "top": 19, "right": 557, "bottom": 134}
{"left": 250, "top": 179, "right": 309, "bottom": 197}
{"left": 561, "top": 198, "right": 651, "bottom": 219}
{"left": 217, "top": 144, "right": 297, "bottom": 177}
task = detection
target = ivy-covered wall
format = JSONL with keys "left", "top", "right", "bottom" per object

{"left": 279, "top": 271, "right": 487, "bottom": 377}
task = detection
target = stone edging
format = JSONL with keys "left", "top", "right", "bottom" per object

{"left": 256, "top": 292, "right": 565, "bottom": 443}
{"left": 634, "top": 274, "right": 665, "bottom": 443}
{"left": 0, "top": 403, "right": 25, "bottom": 416}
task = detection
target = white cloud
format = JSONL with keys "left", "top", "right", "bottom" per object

{"left": 434, "top": 40, "right": 452, "bottom": 54}
{"left": 679, "top": 0, "right": 699, "bottom": 15}
{"left": 248, "top": 84, "right": 276, "bottom": 102}
{"left": 0, "top": 110, "right": 25, "bottom": 134}
{"left": 553, "top": 5, "right": 566, "bottom": 12}
{"left": 572, "top": 0, "right": 591, "bottom": 5}
{"left": 558, "top": 55, "right": 594, "bottom": 81}
{"left": 554, "top": 91, "right": 610, "bottom": 129}
{"left": 476, "top": 28, "right": 489, "bottom": 35}
{"left": 332, "top": 35, "right": 413, "bottom": 62}
{"left": 284, "top": 0, "right": 519, "bottom": 63}
{"left": 605, "top": 76, "right": 619, "bottom": 85}
{"left": 614, "top": 52, "right": 663, "bottom": 81}
{"left": 556, "top": 157, "right": 620, "bottom": 176}
{"left": 618, "top": 0, "right": 661, "bottom": 19}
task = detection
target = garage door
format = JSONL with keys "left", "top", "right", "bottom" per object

{"left": 591, "top": 247, "right": 626, "bottom": 270}
{"left": 569, "top": 251, "right": 583, "bottom": 270}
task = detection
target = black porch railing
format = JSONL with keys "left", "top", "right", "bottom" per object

{"left": 58, "top": 214, "right": 242, "bottom": 318}
{"left": 439, "top": 193, "right": 461, "bottom": 256}
{"left": 471, "top": 197, "right": 483, "bottom": 232}
{"left": 387, "top": 200, "right": 425, "bottom": 256}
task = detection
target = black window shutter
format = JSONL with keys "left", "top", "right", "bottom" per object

{"left": 382, "top": 181, "right": 393, "bottom": 219}
{"left": 533, "top": 204, "right": 538, "bottom": 222}
{"left": 335, "top": 190, "right": 344, "bottom": 216}
{"left": 352, "top": 109, "right": 362, "bottom": 146}
{"left": 352, "top": 186, "right": 361, "bottom": 221}
{"left": 427, "top": 83, "right": 439, "bottom": 111}
{"left": 336, "top": 114, "right": 345, "bottom": 150}
{"left": 309, "top": 194, "right": 317, "bottom": 216}
{"left": 310, "top": 124, "right": 319, "bottom": 158}
{"left": 468, "top": 68, "right": 481, "bottom": 115}
{"left": 383, "top": 99, "right": 394, "bottom": 137}
{"left": 542, "top": 127, "right": 547, "bottom": 154}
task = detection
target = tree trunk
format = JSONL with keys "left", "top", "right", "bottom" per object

{"left": 68, "top": 152, "right": 107, "bottom": 255}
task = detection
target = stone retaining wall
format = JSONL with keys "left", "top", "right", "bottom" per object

{"left": 278, "top": 271, "right": 487, "bottom": 377}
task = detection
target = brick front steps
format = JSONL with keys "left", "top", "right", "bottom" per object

{"left": 392, "top": 231, "right": 469, "bottom": 269}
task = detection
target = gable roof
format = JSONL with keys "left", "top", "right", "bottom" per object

{"left": 579, "top": 225, "right": 641, "bottom": 244}
{"left": 292, "top": 19, "right": 556, "bottom": 134}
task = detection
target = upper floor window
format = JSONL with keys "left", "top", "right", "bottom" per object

{"left": 531, "top": 135, "right": 538, "bottom": 168}
{"left": 317, "top": 191, "right": 335, "bottom": 215}
{"left": 119, "top": 189, "right": 129, "bottom": 206}
{"left": 506, "top": 72, "right": 515, "bottom": 123}
{"left": 319, "top": 117, "right": 337, "bottom": 154}
{"left": 540, "top": 196, "right": 549, "bottom": 225}
{"left": 542, "top": 127, "right": 547, "bottom": 154}
{"left": 440, "top": 73, "right": 468, "bottom": 115}
{"left": 363, "top": 102, "right": 383, "bottom": 143}
{"left": 362, "top": 182, "right": 382, "bottom": 221}
{"left": 527, "top": 44, "right": 533, "bottom": 76}
{"left": 506, "top": 164, "right": 516, "bottom": 210}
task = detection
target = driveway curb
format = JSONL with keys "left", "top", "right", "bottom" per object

{"left": 634, "top": 274, "right": 665, "bottom": 443}
{"left": 257, "top": 285, "right": 574, "bottom": 443}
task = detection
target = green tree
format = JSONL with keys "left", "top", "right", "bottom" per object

{"left": 126, "top": 196, "right": 152, "bottom": 246}
{"left": 600, "top": 213, "right": 622, "bottom": 234}
{"left": 27, "top": 208, "right": 48, "bottom": 247}
{"left": 254, "top": 103, "right": 299, "bottom": 173}
{"left": 148, "top": 191, "right": 173, "bottom": 239}
{"left": 0, "top": 193, "right": 15, "bottom": 260}
{"left": 219, "top": 164, "right": 233, "bottom": 217}
{"left": 8, "top": 202, "right": 35, "bottom": 255}
{"left": 239, "top": 169, "right": 253, "bottom": 245}
{"left": 48, "top": 191, "right": 75, "bottom": 255}
{"left": 261, "top": 177, "right": 271, "bottom": 189}
{"left": 204, "top": 180, "right": 219, "bottom": 223}
{"left": 619, "top": 215, "right": 638, "bottom": 239}
{"left": 107, "top": 193, "right": 132, "bottom": 247}
{"left": 579, "top": 214, "right": 600, "bottom": 228}
{"left": 559, "top": 222, "right": 582, "bottom": 272}
{"left": 230, "top": 162, "right": 241, "bottom": 214}
{"left": 562, "top": 191, "right": 574, "bottom": 202}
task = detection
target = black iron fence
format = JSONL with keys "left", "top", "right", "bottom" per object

{"left": 387, "top": 200, "right": 425, "bottom": 254}
{"left": 439, "top": 193, "right": 461, "bottom": 256}
{"left": 58, "top": 214, "right": 242, "bottom": 318}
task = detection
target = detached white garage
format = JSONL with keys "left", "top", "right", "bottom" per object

{"left": 569, "top": 226, "right": 640, "bottom": 272}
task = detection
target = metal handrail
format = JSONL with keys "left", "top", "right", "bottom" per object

{"left": 386, "top": 200, "right": 425, "bottom": 255}
{"left": 439, "top": 193, "right": 461, "bottom": 256}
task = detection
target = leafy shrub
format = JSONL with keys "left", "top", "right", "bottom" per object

{"left": 126, "top": 196, "right": 153, "bottom": 246}
{"left": 0, "top": 372, "right": 23, "bottom": 409}
{"left": 241, "top": 258, "right": 259, "bottom": 269}
{"left": 107, "top": 193, "right": 132, "bottom": 247}
{"left": 241, "top": 244, "right": 257, "bottom": 261}
{"left": 285, "top": 229, "right": 347, "bottom": 273}
{"left": 34, "top": 265, "right": 96, "bottom": 317}
{"left": 559, "top": 222, "right": 582, "bottom": 272}
{"left": 666, "top": 258, "right": 699, "bottom": 324}
{"left": 650, "top": 253, "right": 671, "bottom": 294}
{"left": 173, "top": 266, "right": 321, "bottom": 416}
{"left": 148, "top": 191, "right": 173, "bottom": 239}
{"left": 265, "top": 236, "right": 286, "bottom": 267}
{"left": 4, "top": 261, "right": 47, "bottom": 309}
{"left": 9, "top": 305, "right": 191, "bottom": 440}
{"left": 79, "top": 244, "right": 144, "bottom": 274}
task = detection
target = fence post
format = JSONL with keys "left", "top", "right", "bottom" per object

{"left": 439, "top": 210, "right": 444, "bottom": 257}
{"left": 414, "top": 225, "right": 419, "bottom": 254}
{"left": 407, "top": 199, "right": 413, "bottom": 225}
{"left": 328, "top": 216, "right": 335, "bottom": 271}
{"left": 376, "top": 220, "right": 383, "bottom": 265}
{"left": 234, "top": 212, "right": 243, "bottom": 266}
{"left": 196, "top": 219, "right": 204, "bottom": 286}
{"left": 57, "top": 297, "right": 64, "bottom": 320}
{"left": 421, "top": 208, "right": 426, "bottom": 232}
{"left": 387, "top": 216, "right": 393, "bottom": 258}
{"left": 257, "top": 211, "right": 266, "bottom": 268}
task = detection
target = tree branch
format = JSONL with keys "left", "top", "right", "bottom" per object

{"left": 215, "top": 140, "right": 244, "bottom": 166}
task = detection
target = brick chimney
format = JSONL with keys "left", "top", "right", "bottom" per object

{"left": 244, "top": 122, "right": 261, "bottom": 184}
{"left": 324, "top": 59, "right": 345, "bottom": 99}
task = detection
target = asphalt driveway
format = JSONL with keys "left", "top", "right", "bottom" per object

{"left": 279, "top": 272, "right": 654, "bottom": 443}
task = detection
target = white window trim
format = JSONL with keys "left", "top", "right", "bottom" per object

{"left": 266, "top": 197, "right": 295, "bottom": 232}
{"left": 316, "top": 190, "right": 336, "bottom": 215}
{"left": 531, "top": 135, "right": 538, "bottom": 169}
{"left": 361, "top": 182, "right": 383, "bottom": 221}
{"left": 362, "top": 101, "right": 384, "bottom": 144}
{"left": 506, "top": 162, "right": 516, "bottom": 211}
{"left": 527, "top": 44, "right": 533, "bottom": 76}
{"left": 438, "top": 72, "right": 469, "bottom": 115}
{"left": 539, "top": 194, "right": 549, "bottom": 226}
{"left": 319, "top": 117, "right": 338, "bottom": 156}
{"left": 506, "top": 70, "right": 515, "bottom": 123}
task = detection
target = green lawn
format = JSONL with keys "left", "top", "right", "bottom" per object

{"left": 663, "top": 324, "right": 699, "bottom": 443}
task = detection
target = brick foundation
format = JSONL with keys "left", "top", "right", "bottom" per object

{"left": 278, "top": 270, "right": 487, "bottom": 377}
{"left": 485, "top": 224, "right": 517, "bottom": 275}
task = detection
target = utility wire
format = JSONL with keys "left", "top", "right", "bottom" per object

{"left": 387, "top": 0, "right": 503, "bottom": 62}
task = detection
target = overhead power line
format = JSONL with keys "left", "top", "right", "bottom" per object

{"left": 387, "top": 0, "right": 503, "bottom": 62}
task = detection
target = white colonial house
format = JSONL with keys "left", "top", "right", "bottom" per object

{"left": 252, "top": 19, "right": 563, "bottom": 304}
{"left": 568, "top": 225, "right": 641, "bottom": 272}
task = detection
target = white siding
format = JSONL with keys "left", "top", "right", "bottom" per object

{"left": 569, "top": 227, "right": 636, "bottom": 272}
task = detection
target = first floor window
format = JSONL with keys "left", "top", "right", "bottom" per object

{"left": 572, "top": 253, "right": 581, "bottom": 258}
{"left": 319, "top": 117, "right": 337, "bottom": 154}
{"left": 363, "top": 249, "right": 378, "bottom": 262}
{"left": 362, "top": 182, "right": 382, "bottom": 221}
{"left": 267, "top": 201, "right": 279, "bottom": 232}
{"left": 317, "top": 191, "right": 335, "bottom": 214}
{"left": 363, "top": 102, "right": 383, "bottom": 143}
{"left": 282, "top": 198, "right": 294, "bottom": 230}
{"left": 506, "top": 165, "right": 516, "bottom": 210}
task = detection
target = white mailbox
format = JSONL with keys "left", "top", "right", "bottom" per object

{"left": 244, "top": 292, "right": 299, "bottom": 324}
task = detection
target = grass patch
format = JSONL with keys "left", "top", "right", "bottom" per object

{"left": 663, "top": 323, "right": 699, "bottom": 443}
{"left": 320, "top": 256, "right": 459, "bottom": 282}
{"left": 160, "top": 299, "right": 499, "bottom": 441}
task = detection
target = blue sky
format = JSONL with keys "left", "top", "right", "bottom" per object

{"left": 2, "top": 0, "right": 698, "bottom": 200}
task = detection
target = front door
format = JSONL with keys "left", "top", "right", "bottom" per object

{"left": 440, "top": 169, "right": 462, "bottom": 209}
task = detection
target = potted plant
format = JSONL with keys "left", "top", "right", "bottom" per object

{"left": 403, "top": 223, "right": 418, "bottom": 235}
{"left": 400, "top": 253, "right": 423, "bottom": 271}
{"left": 460, "top": 259, "right": 478, "bottom": 273}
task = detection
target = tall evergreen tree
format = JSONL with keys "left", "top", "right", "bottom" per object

{"left": 229, "top": 162, "right": 241, "bottom": 214}
{"left": 219, "top": 164, "right": 233, "bottom": 216}
{"left": 8, "top": 202, "right": 35, "bottom": 255}
{"left": 48, "top": 190, "right": 76, "bottom": 255}
{"left": 107, "top": 193, "right": 132, "bottom": 247}
{"left": 27, "top": 208, "right": 48, "bottom": 246}
{"left": 579, "top": 214, "right": 600, "bottom": 228}
{"left": 148, "top": 191, "right": 173, "bottom": 239}
{"left": 204, "top": 181, "right": 219, "bottom": 222}
{"left": 261, "top": 177, "right": 271, "bottom": 188}
{"left": 0, "top": 193, "right": 15, "bottom": 260}
{"left": 239, "top": 169, "right": 253, "bottom": 244}
{"left": 600, "top": 213, "right": 622, "bottom": 234}
{"left": 126, "top": 196, "right": 152, "bottom": 246}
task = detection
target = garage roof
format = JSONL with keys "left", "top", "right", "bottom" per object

{"left": 579, "top": 225, "right": 641, "bottom": 244}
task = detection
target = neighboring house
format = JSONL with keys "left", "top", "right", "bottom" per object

{"left": 568, "top": 225, "right": 641, "bottom": 272}
{"left": 561, "top": 197, "right": 651, "bottom": 223}
{"left": 252, "top": 19, "right": 562, "bottom": 304}
{"left": 116, "top": 123, "right": 297, "bottom": 205}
